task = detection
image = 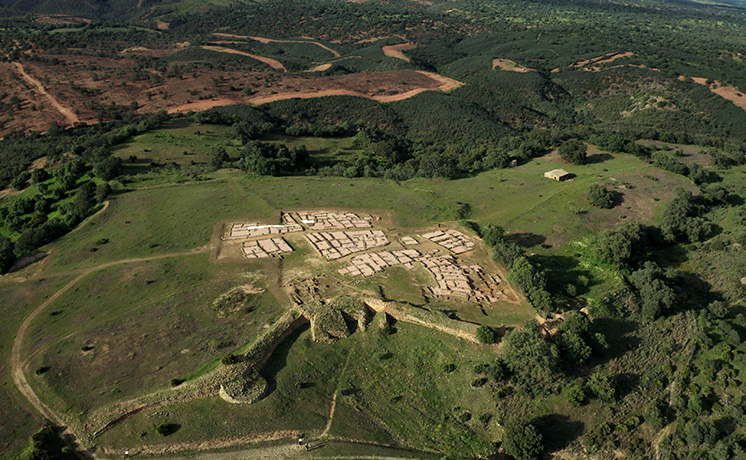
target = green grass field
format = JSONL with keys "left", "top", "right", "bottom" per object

{"left": 24, "top": 254, "right": 285, "bottom": 416}
{"left": 97, "top": 320, "right": 499, "bottom": 457}
{"left": 0, "top": 276, "right": 76, "bottom": 460}
{"left": 4, "top": 126, "right": 703, "bottom": 458}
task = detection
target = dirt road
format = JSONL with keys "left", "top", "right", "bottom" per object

{"left": 13, "top": 62, "right": 79, "bottom": 125}
{"left": 213, "top": 33, "right": 340, "bottom": 57}
{"left": 200, "top": 45, "right": 287, "bottom": 71}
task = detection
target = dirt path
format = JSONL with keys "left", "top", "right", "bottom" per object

{"left": 12, "top": 62, "right": 79, "bottom": 125}
{"left": 247, "top": 70, "right": 463, "bottom": 105}
{"left": 10, "top": 248, "right": 209, "bottom": 451}
{"left": 200, "top": 45, "right": 286, "bottom": 71}
{"left": 382, "top": 43, "right": 416, "bottom": 62}
{"left": 213, "top": 33, "right": 340, "bottom": 57}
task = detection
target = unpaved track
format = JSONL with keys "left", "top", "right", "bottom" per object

{"left": 213, "top": 33, "right": 340, "bottom": 57}
{"left": 10, "top": 248, "right": 209, "bottom": 451}
{"left": 13, "top": 62, "right": 79, "bottom": 125}
{"left": 382, "top": 43, "right": 416, "bottom": 62}
{"left": 200, "top": 45, "right": 286, "bottom": 71}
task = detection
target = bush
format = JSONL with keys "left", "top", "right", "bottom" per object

{"left": 476, "top": 325, "right": 497, "bottom": 344}
{"left": 588, "top": 372, "right": 617, "bottom": 403}
{"left": 503, "top": 418, "right": 544, "bottom": 460}
{"left": 566, "top": 383, "right": 587, "bottom": 406}
{"left": 155, "top": 423, "right": 179, "bottom": 436}
{"left": 558, "top": 139, "right": 587, "bottom": 165}
{"left": 588, "top": 183, "right": 615, "bottom": 208}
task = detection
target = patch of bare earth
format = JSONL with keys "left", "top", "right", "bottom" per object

{"left": 11, "top": 62, "right": 79, "bottom": 125}
{"left": 492, "top": 58, "right": 535, "bottom": 72}
{"left": 552, "top": 51, "right": 634, "bottom": 73}
{"left": 382, "top": 43, "right": 417, "bottom": 62}
{"left": 0, "top": 62, "right": 69, "bottom": 134}
{"left": 682, "top": 76, "right": 746, "bottom": 111}
{"left": 34, "top": 15, "right": 91, "bottom": 25}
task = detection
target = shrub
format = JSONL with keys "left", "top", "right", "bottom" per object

{"left": 155, "top": 423, "right": 179, "bottom": 436}
{"left": 476, "top": 325, "right": 497, "bottom": 344}
{"left": 566, "top": 383, "right": 587, "bottom": 406}
{"left": 588, "top": 183, "right": 615, "bottom": 208}
{"left": 503, "top": 418, "right": 544, "bottom": 460}
{"left": 558, "top": 139, "right": 587, "bottom": 165}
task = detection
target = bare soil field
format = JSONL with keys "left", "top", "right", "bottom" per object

{"left": 552, "top": 51, "right": 634, "bottom": 73}
{"left": 167, "top": 69, "right": 463, "bottom": 112}
{"left": 0, "top": 51, "right": 460, "bottom": 136}
{"left": 0, "top": 62, "right": 70, "bottom": 134}
{"left": 34, "top": 15, "right": 91, "bottom": 26}
{"left": 491, "top": 58, "right": 535, "bottom": 72}
{"left": 13, "top": 62, "right": 80, "bottom": 125}
{"left": 382, "top": 43, "right": 417, "bottom": 62}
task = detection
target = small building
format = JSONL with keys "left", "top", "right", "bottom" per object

{"left": 544, "top": 169, "right": 570, "bottom": 181}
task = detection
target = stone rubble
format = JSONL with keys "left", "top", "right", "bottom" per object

{"left": 420, "top": 229, "right": 475, "bottom": 254}
{"left": 305, "top": 230, "right": 389, "bottom": 260}
{"left": 294, "top": 211, "right": 375, "bottom": 230}
{"left": 338, "top": 249, "right": 422, "bottom": 276}
{"left": 229, "top": 221, "right": 302, "bottom": 239}
{"left": 340, "top": 250, "right": 503, "bottom": 303}
{"left": 242, "top": 237, "right": 294, "bottom": 259}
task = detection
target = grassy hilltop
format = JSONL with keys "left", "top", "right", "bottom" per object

{"left": 1, "top": 0, "right": 746, "bottom": 458}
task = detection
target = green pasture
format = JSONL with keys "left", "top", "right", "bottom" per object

{"left": 97, "top": 320, "right": 499, "bottom": 457}
{"left": 25, "top": 254, "right": 285, "bottom": 415}
{"left": 0, "top": 276, "right": 76, "bottom": 460}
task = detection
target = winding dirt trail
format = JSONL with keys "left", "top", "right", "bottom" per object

{"left": 200, "top": 45, "right": 286, "bottom": 71}
{"left": 165, "top": 70, "right": 464, "bottom": 114}
{"left": 13, "top": 62, "right": 79, "bottom": 125}
{"left": 213, "top": 33, "right": 340, "bottom": 57}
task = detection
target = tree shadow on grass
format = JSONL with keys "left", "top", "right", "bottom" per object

{"left": 259, "top": 323, "right": 310, "bottom": 398}
{"left": 533, "top": 414, "right": 584, "bottom": 453}
{"left": 590, "top": 318, "right": 640, "bottom": 364}
{"left": 586, "top": 153, "right": 614, "bottom": 164}
{"left": 507, "top": 232, "right": 546, "bottom": 248}
{"left": 530, "top": 254, "right": 596, "bottom": 296}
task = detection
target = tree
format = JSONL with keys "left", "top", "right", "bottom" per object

{"left": 476, "top": 325, "right": 497, "bottom": 344}
{"left": 210, "top": 146, "right": 229, "bottom": 169}
{"left": 501, "top": 322, "right": 559, "bottom": 384}
{"left": 629, "top": 262, "right": 677, "bottom": 319}
{"left": 558, "top": 139, "right": 587, "bottom": 165}
{"left": 0, "top": 235, "right": 15, "bottom": 274}
{"left": 588, "top": 372, "right": 617, "bottom": 403}
{"left": 596, "top": 221, "right": 650, "bottom": 267}
{"left": 94, "top": 156, "right": 123, "bottom": 181}
{"left": 503, "top": 418, "right": 543, "bottom": 460}
{"left": 588, "top": 183, "right": 615, "bottom": 208}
